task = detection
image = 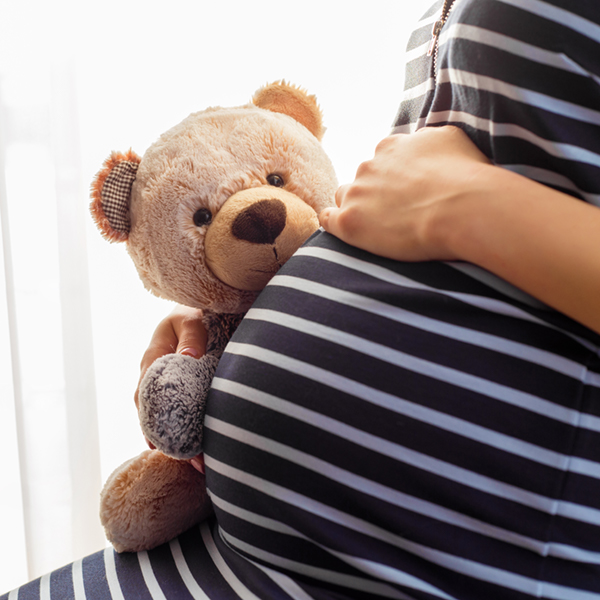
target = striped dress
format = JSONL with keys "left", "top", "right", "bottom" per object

{"left": 4, "top": 0, "right": 600, "bottom": 598}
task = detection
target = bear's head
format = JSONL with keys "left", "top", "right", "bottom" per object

{"left": 91, "top": 81, "right": 338, "bottom": 314}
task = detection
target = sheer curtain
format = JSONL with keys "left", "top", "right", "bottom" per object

{"left": 0, "top": 65, "right": 104, "bottom": 582}
{"left": 0, "top": 0, "right": 425, "bottom": 592}
{"left": 0, "top": 64, "right": 174, "bottom": 589}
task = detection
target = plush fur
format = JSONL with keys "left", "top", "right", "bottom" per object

{"left": 92, "top": 82, "right": 337, "bottom": 552}
{"left": 99, "top": 450, "right": 212, "bottom": 553}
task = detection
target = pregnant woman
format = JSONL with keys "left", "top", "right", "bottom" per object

{"left": 4, "top": 1, "right": 600, "bottom": 599}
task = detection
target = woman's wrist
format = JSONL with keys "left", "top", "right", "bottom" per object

{"left": 425, "top": 161, "right": 502, "bottom": 263}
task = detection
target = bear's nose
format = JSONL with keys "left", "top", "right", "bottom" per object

{"left": 231, "top": 198, "right": 287, "bottom": 245}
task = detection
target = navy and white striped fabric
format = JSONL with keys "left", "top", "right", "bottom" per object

{"left": 4, "top": 1, "right": 600, "bottom": 599}
{"left": 202, "top": 228, "right": 600, "bottom": 600}
{"left": 393, "top": 0, "right": 600, "bottom": 205}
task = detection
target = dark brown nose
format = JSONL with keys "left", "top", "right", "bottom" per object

{"left": 231, "top": 198, "right": 287, "bottom": 244}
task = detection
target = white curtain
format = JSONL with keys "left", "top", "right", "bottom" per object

{"left": 0, "top": 0, "right": 425, "bottom": 592}
{"left": 0, "top": 63, "right": 179, "bottom": 590}
{"left": 0, "top": 65, "right": 104, "bottom": 582}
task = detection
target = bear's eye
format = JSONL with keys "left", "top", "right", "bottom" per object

{"left": 266, "top": 173, "right": 285, "bottom": 188}
{"left": 193, "top": 208, "right": 213, "bottom": 227}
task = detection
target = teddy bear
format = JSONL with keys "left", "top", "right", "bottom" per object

{"left": 90, "top": 81, "right": 338, "bottom": 552}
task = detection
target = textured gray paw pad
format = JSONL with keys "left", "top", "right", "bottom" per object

{"left": 138, "top": 353, "right": 219, "bottom": 459}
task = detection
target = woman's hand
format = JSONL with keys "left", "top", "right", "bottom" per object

{"left": 135, "top": 305, "right": 207, "bottom": 408}
{"left": 135, "top": 304, "right": 207, "bottom": 473}
{"left": 320, "top": 125, "right": 600, "bottom": 335}
{"left": 319, "top": 126, "right": 491, "bottom": 262}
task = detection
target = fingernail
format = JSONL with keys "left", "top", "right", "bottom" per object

{"left": 179, "top": 347, "right": 201, "bottom": 358}
{"left": 190, "top": 456, "right": 205, "bottom": 474}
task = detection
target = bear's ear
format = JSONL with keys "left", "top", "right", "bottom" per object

{"left": 252, "top": 80, "right": 325, "bottom": 141}
{"left": 90, "top": 150, "right": 141, "bottom": 242}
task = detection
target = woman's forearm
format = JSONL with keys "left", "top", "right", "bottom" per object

{"left": 440, "top": 165, "right": 600, "bottom": 334}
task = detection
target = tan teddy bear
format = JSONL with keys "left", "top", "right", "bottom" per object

{"left": 90, "top": 81, "right": 338, "bottom": 552}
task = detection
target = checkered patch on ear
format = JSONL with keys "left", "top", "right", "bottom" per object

{"left": 90, "top": 150, "right": 141, "bottom": 242}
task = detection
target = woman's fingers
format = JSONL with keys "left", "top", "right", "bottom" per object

{"left": 135, "top": 306, "right": 207, "bottom": 410}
